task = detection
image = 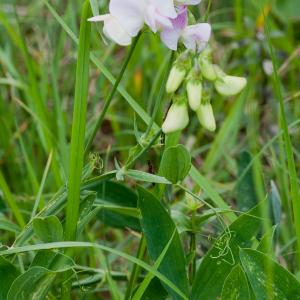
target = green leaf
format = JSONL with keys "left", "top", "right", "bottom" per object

{"left": 91, "top": 181, "right": 141, "bottom": 231}
{"left": 126, "top": 170, "right": 171, "bottom": 184}
{"left": 189, "top": 165, "right": 236, "bottom": 222}
{"left": 240, "top": 248, "right": 300, "bottom": 299}
{"left": 191, "top": 202, "right": 263, "bottom": 300}
{"left": 235, "top": 151, "right": 258, "bottom": 212}
{"left": 31, "top": 251, "right": 75, "bottom": 272}
{"left": 257, "top": 226, "right": 277, "bottom": 254}
{"left": 221, "top": 264, "right": 250, "bottom": 300}
{"left": 160, "top": 144, "right": 191, "bottom": 184}
{"left": 7, "top": 267, "right": 55, "bottom": 300}
{"left": 133, "top": 230, "right": 176, "bottom": 299}
{"left": 138, "top": 186, "right": 189, "bottom": 300}
{"left": 0, "top": 241, "right": 187, "bottom": 299}
{"left": 33, "top": 215, "right": 63, "bottom": 242}
{"left": 0, "top": 215, "right": 20, "bottom": 233}
{"left": 268, "top": 181, "right": 281, "bottom": 226}
{"left": 0, "top": 256, "right": 20, "bottom": 300}
{"left": 140, "top": 277, "right": 168, "bottom": 300}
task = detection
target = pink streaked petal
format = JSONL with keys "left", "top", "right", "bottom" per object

{"left": 182, "top": 23, "right": 211, "bottom": 50}
{"left": 160, "top": 28, "right": 181, "bottom": 50}
{"left": 171, "top": 6, "right": 188, "bottom": 30}
{"left": 175, "top": 0, "right": 201, "bottom": 5}
{"left": 88, "top": 14, "right": 110, "bottom": 22}
{"left": 109, "top": 0, "right": 145, "bottom": 37}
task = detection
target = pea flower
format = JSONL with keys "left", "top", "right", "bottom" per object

{"left": 160, "top": 6, "right": 211, "bottom": 51}
{"left": 186, "top": 66, "right": 202, "bottom": 111}
{"left": 89, "top": 0, "right": 209, "bottom": 51}
{"left": 162, "top": 98, "right": 189, "bottom": 134}
{"left": 196, "top": 102, "right": 216, "bottom": 132}
{"left": 166, "top": 51, "right": 191, "bottom": 93}
{"left": 214, "top": 66, "right": 247, "bottom": 96}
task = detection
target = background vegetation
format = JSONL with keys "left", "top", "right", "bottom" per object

{"left": 1, "top": 0, "right": 300, "bottom": 299}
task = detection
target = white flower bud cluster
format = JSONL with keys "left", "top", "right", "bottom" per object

{"left": 162, "top": 47, "right": 247, "bottom": 134}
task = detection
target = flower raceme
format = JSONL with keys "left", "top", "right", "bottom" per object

{"left": 88, "top": 0, "right": 211, "bottom": 51}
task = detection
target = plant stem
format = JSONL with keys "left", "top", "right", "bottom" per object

{"left": 85, "top": 33, "right": 141, "bottom": 154}
{"left": 144, "top": 51, "right": 174, "bottom": 137}
{"left": 62, "top": 1, "right": 91, "bottom": 298}
{"left": 124, "top": 235, "right": 147, "bottom": 300}
{"left": 265, "top": 11, "right": 300, "bottom": 266}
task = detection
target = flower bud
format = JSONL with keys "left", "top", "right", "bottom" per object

{"left": 215, "top": 75, "right": 247, "bottom": 96}
{"left": 162, "top": 101, "right": 189, "bottom": 134}
{"left": 166, "top": 66, "right": 186, "bottom": 93}
{"left": 200, "top": 59, "right": 217, "bottom": 81}
{"left": 187, "top": 80, "right": 202, "bottom": 111}
{"left": 196, "top": 102, "right": 216, "bottom": 132}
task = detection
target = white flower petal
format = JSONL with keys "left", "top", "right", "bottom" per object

{"left": 102, "top": 15, "right": 132, "bottom": 46}
{"left": 175, "top": 0, "right": 201, "bottom": 5}
{"left": 109, "top": 0, "right": 145, "bottom": 36}
{"left": 162, "top": 102, "right": 189, "bottom": 134}
{"left": 215, "top": 76, "right": 247, "bottom": 96}
{"left": 160, "top": 28, "right": 181, "bottom": 50}
{"left": 151, "top": 0, "right": 177, "bottom": 18}
{"left": 182, "top": 23, "right": 211, "bottom": 51}
{"left": 88, "top": 14, "right": 110, "bottom": 22}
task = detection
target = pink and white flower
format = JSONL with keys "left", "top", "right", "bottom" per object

{"left": 160, "top": 6, "right": 211, "bottom": 51}
{"left": 89, "top": 0, "right": 210, "bottom": 51}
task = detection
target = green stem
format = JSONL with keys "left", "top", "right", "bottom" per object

{"left": 85, "top": 33, "right": 141, "bottom": 154}
{"left": 124, "top": 236, "right": 147, "bottom": 300}
{"left": 265, "top": 11, "right": 300, "bottom": 266}
{"left": 125, "top": 129, "right": 162, "bottom": 169}
{"left": 145, "top": 51, "right": 174, "bottom": 137}
{"left": 62, "top": 1, "right": 91, "bottom": 298}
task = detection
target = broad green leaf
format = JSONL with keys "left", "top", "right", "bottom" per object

{"left": 33, "top": 215, "right": 63, "bottom": 242}
{"left": 191, "top": 202, "right": 263, "bottom": 300}
{"left": 91, "top": 181, "right": 141, "bottom": 231}
{"left": 133, "top": 231, "right": 176, "bottom": 299}
{"left": 235, "top": 151, "right": 258, "bottom": 212}
{"left": 221, "top": 264, "right": 250, "bottom": 300}
{"left": 126, "top": 170, "right": 171, "bottom": 184}
{"left": 0, "top": 256, "right": 20, "bottom": 300}
{"left": 240, "top": 248, "right": 300, "bottom": 299}
{"left": 7, "top": 267, "right": 55, "bottom": 300}
{"left": 160, "top": 144, "right": 191, "bottom": 184}
{"left": 31, "top": 251, "right": 75, "bottom": 272}
{"left": 140, "top": 277, "right": 168, "bottom": 300}
{"left": 138, "top": 186, "right": 189, "bottom": 300}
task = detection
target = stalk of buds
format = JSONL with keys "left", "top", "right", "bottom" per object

{"left": 162, "top": 96, "right": 189, "bottom": 134}
{"left": 186, "top": 64, "right": 202, "bottom": 111}
{"left": 196, "top": 93, "right": 216, "bottom": 132}
{"left": 166, "top": 51, "right": 191, "bottom": 94}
